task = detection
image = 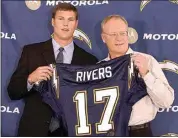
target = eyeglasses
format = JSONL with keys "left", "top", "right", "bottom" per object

{"left": 103, "top": 31, "right": 128, "bottom": 38}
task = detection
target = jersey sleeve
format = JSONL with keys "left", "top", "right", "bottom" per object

{"left": 33, "top": 80, "right": 62, "bottom": 118}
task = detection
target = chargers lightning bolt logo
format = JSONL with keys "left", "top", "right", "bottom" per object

{"left": 160, "top": 60, "right": 178, "bottom": 74}
{"left": 140, "top": 0, "right": 151, "bottom": 12}
{"left": 162, "top": 133, "right": 178, "bottom": 137}
{"left": 50, "top": 64, "right": 60, "bottom": 99}
{"left": 140, "top": 0, "right": 178, "bottom": 11}
{"left": 74, "top": 29, "right": 92, "bottom": 49}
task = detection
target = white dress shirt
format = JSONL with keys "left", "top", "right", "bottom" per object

{"left": 52, "top": 38, "right": 74, "bottom": 64}
{"left": 101, "top": 48, "right": 174, "bottom": 126}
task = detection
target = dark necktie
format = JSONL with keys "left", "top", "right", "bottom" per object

{"left": 56, "top": 47, "right": 64, "bottom": 63}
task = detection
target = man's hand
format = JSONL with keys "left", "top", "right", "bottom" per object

{"left": 132, "top": 54, "right": 149, "bottom": 77}
{"left": 27, "top": 66, "right": 53, "bottom": 85}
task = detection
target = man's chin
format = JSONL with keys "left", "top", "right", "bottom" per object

{"left": 61, "top": 36, "right": 72, "bottom": 41}
{"left": 110, "top": 50, "right": 127, "bottom": 57}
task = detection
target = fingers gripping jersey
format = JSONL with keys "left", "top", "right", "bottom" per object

{"left": 35, "top": 54, "right": 147, "bottom": 136}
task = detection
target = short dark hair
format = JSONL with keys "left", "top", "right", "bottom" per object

{"left": 52, "top": 3, "right": 78, "bottom": 20}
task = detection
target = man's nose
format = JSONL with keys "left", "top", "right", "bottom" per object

{"left": 115, "top": 34, "right": 122, "bottom": 41}
{"left": 63, "top": 20, "right": 69, "bottom": 26}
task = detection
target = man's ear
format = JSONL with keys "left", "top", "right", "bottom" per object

{"left": 101, "top": 33, "right": 106, "bottom": 43}
{"left": 51, "top": 18, "right": 54, "bottom": 27}
{"left": 75, "top": 20, "right": 78, "bottom": 29}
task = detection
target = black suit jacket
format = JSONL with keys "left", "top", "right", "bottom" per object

{"left": 7, "top": 39, "right": 98, "bottom": 136}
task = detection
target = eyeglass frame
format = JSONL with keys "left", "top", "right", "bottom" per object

{"left": 102, "top": 31, "right": 128, "bottom": 38}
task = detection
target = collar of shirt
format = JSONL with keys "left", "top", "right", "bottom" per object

{"left": 103, "top": 47, "right": 134, "bottom": 61}
{"left": 52, "top": 38, "right": 74, "bottom": 64}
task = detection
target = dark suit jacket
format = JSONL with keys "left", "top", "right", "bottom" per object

{"left": 7, "top": 39, "right": 98, "bottom": 136}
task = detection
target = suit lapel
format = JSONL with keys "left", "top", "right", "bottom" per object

{"left": 71, "top": 43, "right": 81, "bottom": 64}
{"left": 42, "top": 39, "right": 56, "bottom": 65}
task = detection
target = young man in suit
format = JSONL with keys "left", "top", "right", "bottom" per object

{"left": 7, "top": 3, "right": 98, "bottom": 136}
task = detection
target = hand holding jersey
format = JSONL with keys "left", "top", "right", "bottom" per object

{"left": 131, "top": 54, "right": 149, "bottom": 77}
{"left": 28, "top": 66, "right": 53, "bottom": 85}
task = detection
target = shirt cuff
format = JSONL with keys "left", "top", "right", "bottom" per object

{"left": 143, "top": 71, "right": 156, "bottom": 90}
{"left": 27, "top": 81, "right": 34, "bottom": 91}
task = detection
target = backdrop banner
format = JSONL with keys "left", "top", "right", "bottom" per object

{"left": 1, "top": 1, "right": 178, "bottom": 136}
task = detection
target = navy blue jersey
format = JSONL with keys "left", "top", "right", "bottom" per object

{"left": 35, "top": 54, "right": 147, "bottom": 136}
